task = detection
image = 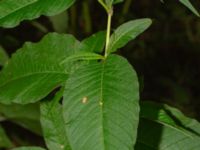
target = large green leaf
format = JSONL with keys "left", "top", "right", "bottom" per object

{"left": 135, "top": 101, "right": 200, "bottom": 150}
{"left": 0, "top": 0, "right": 75, "bottom": 28}
{"left": 12, "top": 147, "right": 46, "bottom": 150}
{"left": 107, "top": 19, "right": 152, "bottom": 54}
{"left": 0, "top": 46, "right": 9, "bottom": 66}
{"left": 0, "top": 103, "right": 41, "bottom": 135}
{"left": 0, "top": 125, "right": 13, "bottom": 148}
{"left": 0, "top": 33, "right": 80, "bottom": 104}
{"left": 40, "top": 89, "right": 71, "bottom": 150}
{"left": 63, "top": 55, "right": 140, "bottom": 150}
{"left": 179, "top": 0, "right": 200, "bottom": 16}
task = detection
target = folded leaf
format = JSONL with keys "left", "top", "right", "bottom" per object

{"left": 0, "top": 33, "right": 80, "bottom": 104}
{"left": 61, "top": 52, "right": 104, "bottom": 64}
{"left": 179, "top": 0, "right": 200, "bottom": 16}
{"left": 107, "top": 18, "right": 152, "bottom": 54}
{"left": 0, "top": 0, "right": 75, "bottom": 28}
{"left": 63, "top": 55, "right": 140, "bottom": 150}
{"left": 40, "top": 89, "right": 71, "bottom": 150}
{"left": 0, "top": 125, "right": 13, "bottom": 148}
{"left": 135, "top": 101, "right": 200, "bottom": 150}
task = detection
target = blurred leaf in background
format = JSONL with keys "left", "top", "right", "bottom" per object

{"left": 0, "top": 46, "right": 9, "bottom": 66}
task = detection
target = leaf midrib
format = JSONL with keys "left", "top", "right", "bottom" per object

{"left": 100, "top": 60, "right": 106, "bottom": 150}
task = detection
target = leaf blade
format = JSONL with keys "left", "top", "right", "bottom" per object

{"left": 107, "top": 18, "right": 152, "bottom": 54}
{"left": 0, "top": 125, "right": 13, "bottom": 149}
{"left": 0, "top": 33, "right": 80, "bottom": 104}
{"left": 0, "top": 103, "right": 41, "bottom": 135}
{"left": 179, "top": 0, "right": 200, "bottom": 17}
{"left": 40, "top": 89, "right": 71, "bottom": 150}
{"left": 63, "top": 55, "right": 140, "bottom": 150}
{"left": 79, "top": 31, "right": 106, "bottom": 53}
{"left": 0, "top": 0, "right": 75, "bottom": 28}
{"left": 135, "top": 101, "right": 200, "bottom": 150}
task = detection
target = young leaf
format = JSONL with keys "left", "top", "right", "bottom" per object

{"left": 135, "top": 101, "right": 200, "bottom": 150}
{"left": 61, "top": 52, "right": 104, "bottom": 64}
{"left": 79, "top": 31, "right": 106, "bottom": 53}
{"left": 179, "top": 0, "right": 200, "bottom": 17}
{"left": 0, "top": 33, "right": 81, "bottom": 104}
{"left": 0, "top": 103, "right": 41, "bottom": 135}
{"left": 40, "top": 89, "right": 71, "bottom": 150}
{"left": 63, "top": 55, "right": 140, "bottom": 150}
{"left": 107, "top": 18, "right": 152, "bottom": 54}
{"left": 13, "top": 147, "right": 46, "bottom": 150}
{"left": 0, "top": 46, "right": 9, "bottom": 66}
{"left": 0, "top": 0, "right": 75, "bottom": 28}
{"left": 0, "top": 125, "right": 13, "bottom": 149}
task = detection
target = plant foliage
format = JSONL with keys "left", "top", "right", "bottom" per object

{"left": 0, "top": 0, "right": 199, "bottom": 149}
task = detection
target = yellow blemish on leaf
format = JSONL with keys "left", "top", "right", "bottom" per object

{"left": 99, "top": 101, "right": 103, "bottom": 106}
{"left": 82, "top": 96, "right": 88, "bottom": 104}
{"left": 60, "top": 145, "right": 64, "bottom": 149}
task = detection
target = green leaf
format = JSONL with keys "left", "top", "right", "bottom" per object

{"left": 63, "top": 55, "right": 140, "bottom": 150}
{"left": 79, "top": 31, "right": 106, "bottom": 53}
{"left": 179, "top": 0, "right": 200, "bottom": 17}
{"left": 61, "top": 52, "right": 104, "bottom": 64}
{"left": 0, "top": 103, "right": 41, "bottom": 135}
{"left": 0, "top": 46, "right": 9, "bottom": 66}
{"left": 40, "top": 89, "right": 71, "bottom": 150}
{"left": 135, "top": 101, "right": 200, "bottom": 150}
{"left": 107, "top": 18, "right": 152, "bottom": 54}
{"left": 0, "top": 33, "right": 80, "bottom": 104}
{"left": 0, "top": 0, "right": 75, "bottom": 28}
{"left": 0, "top": 125, "right": 13, "bottom": 148}
{"left": 12, "top": 147, "right": 46, "bottom": 150}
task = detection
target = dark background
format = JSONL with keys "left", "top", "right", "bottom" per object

{"left": 0, "top": 0, "right": 200, "bottom": 120}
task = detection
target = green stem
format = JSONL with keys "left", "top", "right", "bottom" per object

{"left": 105, "top": 9, "right": 113, "bottom": 57}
